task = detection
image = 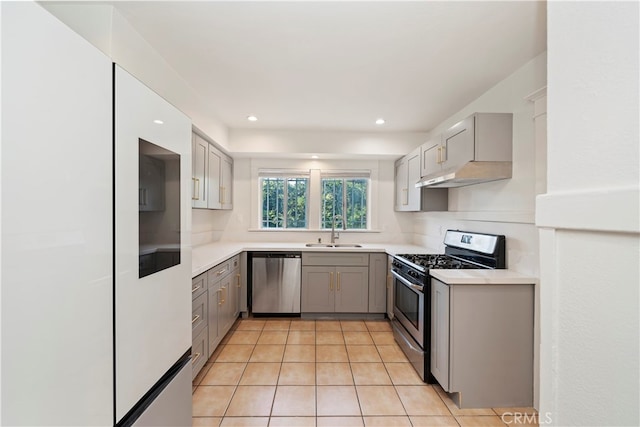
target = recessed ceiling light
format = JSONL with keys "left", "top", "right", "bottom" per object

{"left": 375, "top": 118, "right": 385, "bottom": 125}
{"left": 247, "top": 115, "right": 258, "bottom": 122}
{"left": 153, "top": 119, "right": 164, "bottom": 125}
{"left": 311, "top": 155, "right": 319, "bottom": 159}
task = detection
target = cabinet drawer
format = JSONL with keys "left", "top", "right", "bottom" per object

{"left": 207, "top": 259, "right": 233, "bottom": 282}
{"left": 302, "top": 252, "right": 369, "bottom": 266}
{"left": 230, "top": 255, "right": 240, "bottom": 270}
{"left": 191, "top": 327, "right": 208, "bottom": 380}
{"left": 192, "top": 273, "right": 207, "bottom": 300}
{"left": 192, "top": 291, "right": 207, "bottom": 337}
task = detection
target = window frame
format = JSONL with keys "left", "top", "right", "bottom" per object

{"left": 252, "top": 164, "right": 377, "bottom": 232}
{"left": 320, "top": 173, "right": 371, "bottom": 231}
{"left": 259, "top": 174, "right": 310, "bottom": 229}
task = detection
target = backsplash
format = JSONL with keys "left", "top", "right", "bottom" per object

{"left": 191, "top": 208, "right": 230, "bottom": 246}
{"left": 412, "top": 213, "right": 539, "bottom": 275}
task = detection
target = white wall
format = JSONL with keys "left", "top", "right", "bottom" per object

{"left": 539, "top": 2, "right": 639, "bottom": 426}
{"left": 41, "top": 2, "right": 229, "bottom": 150}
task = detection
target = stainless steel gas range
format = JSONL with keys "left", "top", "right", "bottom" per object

{"left": 390, "top": 230, "right": 506, "bottom": 382}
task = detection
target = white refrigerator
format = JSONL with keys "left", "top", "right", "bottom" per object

{"left": 1, "top": 3, "right": 192, "bottom": 425}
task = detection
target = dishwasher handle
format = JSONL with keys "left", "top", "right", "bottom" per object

{"left": 251, "top": 252, "right": 301, "bottom": 259}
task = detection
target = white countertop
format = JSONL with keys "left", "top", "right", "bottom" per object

{"left": 191, "top": 242, "right": 432, "bottom": 277}
{"left": 429, "top": 269, "right": 536, "bottom": 285}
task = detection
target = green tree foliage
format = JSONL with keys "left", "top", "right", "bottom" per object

{"left": 287, "top": 178, "right": 307, "bottom": 228}
{"left": 262, "top": 178, "right": 284, "bottom": 228}
{"left": 262, "top": 177, "right": 308, "bottom": 228}
{"left": 321, "top": 178, "right": 368, "bottom": 229}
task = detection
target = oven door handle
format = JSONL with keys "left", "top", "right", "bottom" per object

{"left": 391, "top": 270, "right": 424, "bottom": 292}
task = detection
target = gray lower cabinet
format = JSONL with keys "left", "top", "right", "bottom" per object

{"left": 301, "top": 266, "right": 368, "bottom": 313}
{"left": 207, "top": 280, "right": 221, "bottom": 357}
{"left": 192, "top": 254, "right": 243, "bottom": 379}
{"left": 386, "top": 256, "right": 394, "bottom": 319}
{"left": 191, "top": 273, "right": 208, "bottom": 379}
{"left": 430, "top": 278, "right": 534, "bottom": 408}
{"left": 191, "top": 328, "right": 208, "bottom": 380}
{"left": 368, "top": 253, "right": 388, "bottom": 313}
{"left": 430, "top": 278, "right": 450, "bottom": 390}
{"left": 218, "top": 273, "right": 235, "bottom": 336}
{"left": 229, "top": 255, "right": 241, "bottom": 319}
{"left": 301, "top": 252, "right": 379, "bottom": 314}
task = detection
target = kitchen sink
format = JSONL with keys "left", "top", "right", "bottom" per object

{"left": 304, "top": 243, "right": 362, "bottom": 248}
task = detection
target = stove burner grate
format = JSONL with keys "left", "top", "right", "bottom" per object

{"left": 395, "top": 254, "right": 477, "bottom": 270}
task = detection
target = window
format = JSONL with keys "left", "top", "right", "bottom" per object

{"left": 261, "top": 176, "right": 308, "bottom": 228}
{"left": 321, "top": 175, "right": 369, "bottom": 230}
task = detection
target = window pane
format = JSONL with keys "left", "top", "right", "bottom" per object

{"left": 346, "top": 178, "right": 367, "bottom": 229}
{"left": 261, "top": 176, "right": 308, "bottom": 229}
{"left": 261, "top": 177, "right": 284, "bottom": 228}
{"left": 321, "top": 178, "right": 343, "bottom": 229}
{"left": 286, "top": 178, "right": 308, "bottom": 228}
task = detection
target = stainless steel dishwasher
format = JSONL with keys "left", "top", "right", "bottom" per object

{"left": 251, "top": 252, "right": 302, "bottom": 314}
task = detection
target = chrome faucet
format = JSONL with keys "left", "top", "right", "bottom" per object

{"left": 330, "top": 215, "right": 342, "bottom": 244}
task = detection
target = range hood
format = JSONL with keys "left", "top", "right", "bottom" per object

{"left": 415, "top": 161, "right": 512, "bottom": 188}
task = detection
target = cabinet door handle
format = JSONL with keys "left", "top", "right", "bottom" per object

{"left": 440, "top": 145, "right": 446, "bottom": 163}
{"left": 192, "top": 352, "right": 201, "bottom": 365}
{"left": 192, "top": 284, "right": 201, "bottom": 294}
{"left": 402, "top": 188, "right": 408, "bottom": 205}
{"left": 192, "top": 314, "right": 200, "bottom": 324}
{"left": 217, "top": 267, "right": 227, "bottom": 276}
{"left": 329, "top": 272, "right": 334, "bottom": 291}
{"left": 217, "top": 288, "right": 223, "bottom": 306}
{"left": 236, "top": 274, "right": 241, "bottom": 287}
{"left": 337, "top": 271, "right": 341, "bottom": 291}
{"left": 192, "top": 178, "right": 200, "bottom": 200}
{"left": 437, "top": 147, "right": 442, "bottom": 164}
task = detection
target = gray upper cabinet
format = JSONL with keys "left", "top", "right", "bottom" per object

{"left": 394, "top": 147, "right": 421, "bottom": 211}
{"left": 191, "top": 133, "right": 208, "bottom": 208}
{"left": 220, "top": 156, "right": 233, "bottom": 210}
{"left": 420, "top": 137, "right": 442, "bottom": 178}
{"left": 421, "top": 113, "right": 513, "bottom": 176}
{"left": 207, "top": 144, "right": 222, "bottom": 209}
{"left": 192, "top": 131, "right": 233, "bottom": 210}
{"left": 396, "top": 142, "right": 448, "bottom": 212}
{"left": 441, "top": 115, "right": 475, "bottom": 169}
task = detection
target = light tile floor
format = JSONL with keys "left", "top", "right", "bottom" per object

{"left": 193, "top": 318, "right": 538, "bottom": 427}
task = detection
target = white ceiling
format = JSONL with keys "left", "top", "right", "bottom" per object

{"left": 111, "top": 1, "right": 546, "bottom": 133}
